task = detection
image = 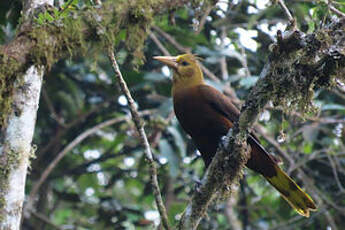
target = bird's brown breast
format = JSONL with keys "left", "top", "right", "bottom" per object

{"left": 173, "top": 86, "right": 233, "bottom": 166}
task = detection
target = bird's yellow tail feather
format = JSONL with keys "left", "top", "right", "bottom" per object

{"left": 265, "top": 165, "right": 317, "bottom": 217}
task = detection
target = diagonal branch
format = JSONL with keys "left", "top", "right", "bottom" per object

{"left": 329, "top": 4, "right": 345, "bottom": 18}
{"left": 178, "top": 16, "right": 345, "bottom": 229}
{"left": 26, "top": 110, "right": 152, "bottom": 213}
{"left": 151, "top": 25, "right": 240, "bottom": 103}
{"left": 107, "top": 48, "right": 171, "bottom": 230}
{"left": 277, "top": 0, "right": 296, "bottom": 28}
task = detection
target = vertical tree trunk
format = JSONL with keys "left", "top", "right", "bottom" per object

{"left": 0, "top": 66, "right": 43, "bottom": 229}
{"left": 0, "top": 1, "right": 52, "bottom": 229}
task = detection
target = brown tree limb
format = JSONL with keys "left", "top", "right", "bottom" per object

{"left": 107, "top": 48, "right": 171, "bottom": 230}
{"left": 0, "top": 0, "right": 198, "bottom": 129}
{"left": 178, "top": 17, "right": 345, "bottom": 229}
{"left": 178, "top": 127, "right": 250, "bottom": 229}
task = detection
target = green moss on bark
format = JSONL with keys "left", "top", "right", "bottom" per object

{"left": 0, "top": 146, "right": 22, "bottom": 222}
{"left": 0, "top": 54, "right": 23, "bottom": 129}
{"left": 1, "top": 0, "right": 182, "bottom": 128}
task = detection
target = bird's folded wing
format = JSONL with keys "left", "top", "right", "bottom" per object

{"left": 198, "top": 84, "right": 240, "bottom": 123}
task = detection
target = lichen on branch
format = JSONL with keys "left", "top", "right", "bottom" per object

{"left": 0, "top": 0, "right": 211, "bottom": 129}
{"left": 263, "top": 18, "right": 344, "bottom": 116}
{"left": 178, "top": 16, "right": 345, "bottom": 230}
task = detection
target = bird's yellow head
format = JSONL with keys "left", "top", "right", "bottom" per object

{"left": 154, "top": 54, "right": 204, "bottom": 95}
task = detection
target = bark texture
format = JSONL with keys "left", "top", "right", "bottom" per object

{"left": 0, "top": 66, "right": 43, "bottom": 229}
{"left": 178, "top": 17, "right": 345, "bottom": 230}
{"left": 0, "top": 0, "right": 53, "bottom": 229}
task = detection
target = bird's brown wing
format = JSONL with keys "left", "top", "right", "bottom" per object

{"left": 198, "top": 84, "right": 279, "bottom": 177}
{"left": 198, "top": 85, "right": 240, "bottom": 123}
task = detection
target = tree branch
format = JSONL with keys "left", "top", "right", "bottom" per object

{"left": 107, "top": 48, "right": 170, "bottom": 230}
{"left": 178, "top": 17, "right": 345, "bottom": 229}
{"left": 151, "top": 25, "right": 240, "bottom": 103}
{"left": 329, "top": 4, "right": 345, "bottom": 18}
{"left": 26, "top": 112, "right": 151, "bottom": 213}
{"left": 277, "top": 0, "right": 296, "bottom": 28}
{"left": 0, "top": 0, "right": 196, "bottom": 128}
{"left": 0, "top": 1, "right": 53, "bottom": 229}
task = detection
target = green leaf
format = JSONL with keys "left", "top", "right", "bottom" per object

{"left": 168, "top": 202, "right": 186, "bottom": 224}
{"left": 44, "top": 12, "right": 55, "bottom": 22}
{"left": 53, "top": 8, "right": 60, "bottom": 17}
{"left": 53, "top": 209, "right": 73, "bottom": 225}
{"left": 303, "top": 142, "right": 313, "bottom": 154}
{"left": 307, "top": 20, "right": 315, "bottom": 33}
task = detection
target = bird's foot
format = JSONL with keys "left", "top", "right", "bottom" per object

{"left": 193, "top": 179, "right": 203, "bottom": 193}
{"left": 219, "top": 134, "right": 230, "bottom": 150}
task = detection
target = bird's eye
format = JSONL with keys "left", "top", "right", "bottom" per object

{"left": 181, "top": 61, "right": 189, "bottom": 66}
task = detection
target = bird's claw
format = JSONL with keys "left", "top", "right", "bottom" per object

{"left": 193, "top": 179, "right": 203, "bottom": 193}
{"left": 219, "top": 135, "right": 230, "bottom": 150}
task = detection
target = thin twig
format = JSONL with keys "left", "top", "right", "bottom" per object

{"left": 254, "top": 125, "right": 294, "bottom": 165}
{"left": 333, "top": 88, "right": 345, "bottom": 101}
{"left": 327, "top": 154, "right": 345, "bottom": 192}
{"left": 42, "top": 88, "right": 66, "bottom": 127}
{"left": 277, "top": 0, "right": 296, "bottom": 29}
{"left": 152, "top": 25, "right": 191, "bottom": 53}
{"left": 151, "top": 25, "right": 241, "bottom": 104}
{"left": 200, "top": 64, "right": 219, "bottom": 81}
{"left": 107, "top": 48, "right": 171, "bottom": 230}
{"left": 151, "top": 26, "right": 216, "bottom": 80}
{"left": 38, "top": 100, "right": 112, "bottom": 157}
{"left": 149, "top": 32, "right": 171, "bottom": 56}
{"left": 329, "top": 4, "right": 345, "bottom": 18}
{"left": 220, "top": 27, "right": 229, "bottom": 80}
{"left": 224, "top": 188, "right": 242, "bottom": 230}
{"left": 195, "top": 4, "right": 213, "bottom": 34}
{"left": 27, "top": 113, "right": 150, "bottom": 212}
{"left": 239, "top": 46, "right": 251, "bottom": 77}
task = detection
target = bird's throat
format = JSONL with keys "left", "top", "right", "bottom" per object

{"left": 172, "top": 73, "right": 204, "bottom": 96}
{"left": 172, "top": 79, "right": 204, "bottom": 96}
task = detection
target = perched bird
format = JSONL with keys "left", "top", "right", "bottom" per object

{"left": 154, "top": 54, "right": 317, "bottom": 217}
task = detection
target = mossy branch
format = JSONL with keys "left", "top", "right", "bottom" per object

{"left": 178, "top": 17, "right": 345, "bottom": 230}
{"left": 178, "top": 126, "right": 249, "bottom": 230}
{"left": 0, "top": 0, "right": 208, "bottom": 130}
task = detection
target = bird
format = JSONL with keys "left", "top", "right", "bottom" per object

{"left": 154, "top": 53, "right": 317, "bottom": 217}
